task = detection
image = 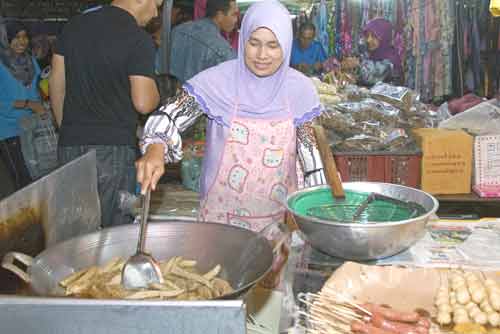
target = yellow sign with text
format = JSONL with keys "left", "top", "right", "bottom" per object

{"left": 413, "top": 128, "right": 473, "bottom": 195}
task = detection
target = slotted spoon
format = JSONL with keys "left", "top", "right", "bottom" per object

{"left": 121, "top": 188, "right": 163, "bottom": 289}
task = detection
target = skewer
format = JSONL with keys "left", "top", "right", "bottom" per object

{"left": 313, "top": 302, "right": 363, "bottom": 321}
{"left": 301, "top": 292, "right": 364, "bottom": 323}
{"left": 299, "top": 310, "right": 351, "bottom": 333}
{"left": 321, "top": 287, "right": 372, "bottom": 316}
{"left": 308, "top": 293, "right": 365, "bottom": 319}
{"left": 311, "top": 304, "right": 357, "bottom": 324}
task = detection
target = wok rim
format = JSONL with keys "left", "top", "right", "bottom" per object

{"left": 29, "top": 221, "right": 274, "bottom": 300}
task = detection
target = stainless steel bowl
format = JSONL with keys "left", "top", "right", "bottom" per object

{"left": 286, "top": 182, "right": 439, "bottom": 260}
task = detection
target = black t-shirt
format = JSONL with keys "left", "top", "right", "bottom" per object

{"left": 55, "top": 6, "right": 156, "bottom": 146}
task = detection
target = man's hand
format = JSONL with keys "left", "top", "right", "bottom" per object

{"left": 136, "top": 143, "right": 166, "bottom": 194}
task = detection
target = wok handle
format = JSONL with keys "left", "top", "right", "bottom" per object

{"left": 259, "top": 220, "right": 291, "bottom": 255}
{"left": 2, "top": 252, "right": 33, "bottom": 283}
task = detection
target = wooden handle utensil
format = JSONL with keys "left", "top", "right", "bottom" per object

{"left": 312, "top": 125, "right": 345, "bottom": 199}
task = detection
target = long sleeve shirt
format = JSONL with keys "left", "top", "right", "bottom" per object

{"left": 0, "top": 58, "right": 41, "bottom": 140}
{"left": 141, "top": 89, "right": 326, "bottom": 196}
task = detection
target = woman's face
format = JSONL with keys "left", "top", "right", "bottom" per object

{"left": 365, "top": 31, "right": 380, "bottom": 52}
{"left": 10, "top": 30, "right": 29, "bottom": 55}
{"left": 244, "top": 27, "right": 284, "bottom": 77}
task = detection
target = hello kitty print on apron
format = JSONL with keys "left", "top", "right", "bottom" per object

{"left": 199, "top": 105, "right": 297, "bottom": 233}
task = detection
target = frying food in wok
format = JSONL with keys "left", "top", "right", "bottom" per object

{"left": 59, "top": 256, "right": 234, "bottom": 300}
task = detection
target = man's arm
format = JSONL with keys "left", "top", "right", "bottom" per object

{"left": 49, "top": 54, "right": 65, "bottom": 127}
{"left": 130, "top": 75, "right": 160, "bottom": 114}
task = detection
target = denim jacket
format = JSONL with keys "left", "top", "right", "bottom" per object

{"left": 169, "top": 18, "right": 236, "bottom": 83}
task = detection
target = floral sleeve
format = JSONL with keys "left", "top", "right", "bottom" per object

{"left": 140, "top": 89, "right": 204, "bottom": 163}
{"left": 296, "top": 121, "right": 326, "bottom": 187}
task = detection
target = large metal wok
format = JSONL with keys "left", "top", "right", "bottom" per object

{"left": 2, "top": 221, "right": 274, "bottom": 299}
{"left": 286, "top": 182, "right": 439, "bottom": 260}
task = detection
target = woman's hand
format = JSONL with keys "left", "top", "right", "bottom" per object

{"left": 341, "top": 56, "right": 360, "bottom": 70}
{"left": 26, "top": 101, "right": 46, "bottom": 114}
{"left": 12, "top": 100, "right": 46, "bottom": 114}
{"left": 313, "top": 62, "right": 323, "bottom": 72}
{"left": 136, "top": 143, "right": 166, "bottom": 194}
{"left": 13, "top": 100, "right": 28, "bottom": 109}
{"left": 297, "top": 63, "right": 310, "bottom": 72}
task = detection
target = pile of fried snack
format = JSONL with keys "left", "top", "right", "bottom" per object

{"left": 58, "top": 256, "right": 234, "bottom": 300}
{"left": 435, "top": 271, "right": 500, "bottom": 333}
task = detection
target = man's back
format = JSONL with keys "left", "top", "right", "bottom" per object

{"left": 56, "top": 6, "right": 156, "bottom": 146}
{"left": 169, "top": 18, "right": 235, "bottom": 83}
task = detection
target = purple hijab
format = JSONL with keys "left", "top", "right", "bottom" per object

{"left": 184, "top": 0, "right": 321, "bottom": 198}
{"left": 363, "top": 18, "right": 402, "bottom": 78}
{"left": 185, "top": 0, "right": 322, "bottom": 126}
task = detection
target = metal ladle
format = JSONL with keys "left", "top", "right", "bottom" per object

{"left": 121, "top": 188, "right": 163, "bottom": 289}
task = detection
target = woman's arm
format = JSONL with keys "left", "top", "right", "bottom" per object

{"left": 137, "top": 89, "right": 204, "bottom": 193}
{"left": 140, "top": 89, "right": 204, "bottom": 163}
{"left": 297, "top": 121, "right": 326, "bottom": 187}
{"left": 358, "top": 58, "right": 393, "bottom": 86}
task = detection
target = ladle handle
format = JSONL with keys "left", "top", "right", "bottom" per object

{"left": 312, "top": 125, "right": 345, "bottom": 198}
{"left": 137, "top": 188, "right": 152, "bottom": 253}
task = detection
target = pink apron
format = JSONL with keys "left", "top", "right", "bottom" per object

{"left": 199, "top": 104, "right": 297, "bottom": 233}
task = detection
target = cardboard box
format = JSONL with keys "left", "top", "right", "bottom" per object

{"left": 413, "top": 128, "right": 473, "bottom": 194}
{"left": 473, "top": 135, "right": 500, "bottom": 197}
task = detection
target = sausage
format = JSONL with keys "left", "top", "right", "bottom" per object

{"left": 362, "top": 303, "right": 421, "bottom": 323}
{"left": 416, "top": 317, "right": 431, "bottom": 329}
{"left": 370, "top": 312, "right": 426, "bottom": 334}
{"left": 351, "top": 320, "right": 394, "bottom": 334}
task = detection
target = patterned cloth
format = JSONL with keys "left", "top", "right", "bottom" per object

{"left": 140, "top": 89, "right": 327, "bottom": 198}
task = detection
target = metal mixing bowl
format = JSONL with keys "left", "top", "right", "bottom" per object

{"left": 286, "top": 182, "right": 439, "bottom": 260}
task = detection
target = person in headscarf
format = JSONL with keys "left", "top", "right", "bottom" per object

{"left": 0, "top": 22, "right": 45, "bottom": 191}
{"left": 137, "top": 0, "right": 324, "bottom": 213}
{"left": 342, "top": 18, "right": 402, "bottom": 86}
{"left": 363, "top": 18, "right": 402, "bottom": 79}
{"left": 137, "top": 0, "right": 326, "bottom": 288}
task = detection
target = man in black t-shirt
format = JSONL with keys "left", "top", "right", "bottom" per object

{"left": 49, "top": 0, "right": 161, "bottom": 227}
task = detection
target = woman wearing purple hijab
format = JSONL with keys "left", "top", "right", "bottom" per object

{"left": 343, "top": 18, "right": 402, "bottom": 85}
{"left": 137, "top": 0, "right": 326, "bottom": 231}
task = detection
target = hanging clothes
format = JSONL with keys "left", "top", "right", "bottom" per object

{"left": 314, "top": 0, "right": 330, "bottom": 57}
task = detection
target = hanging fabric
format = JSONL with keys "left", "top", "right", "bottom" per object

{"left": 315, "top": 0, "right": 330, "bottom": 57}
{"left": 334, "top": 0, "right": 342, "bottom": 58}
